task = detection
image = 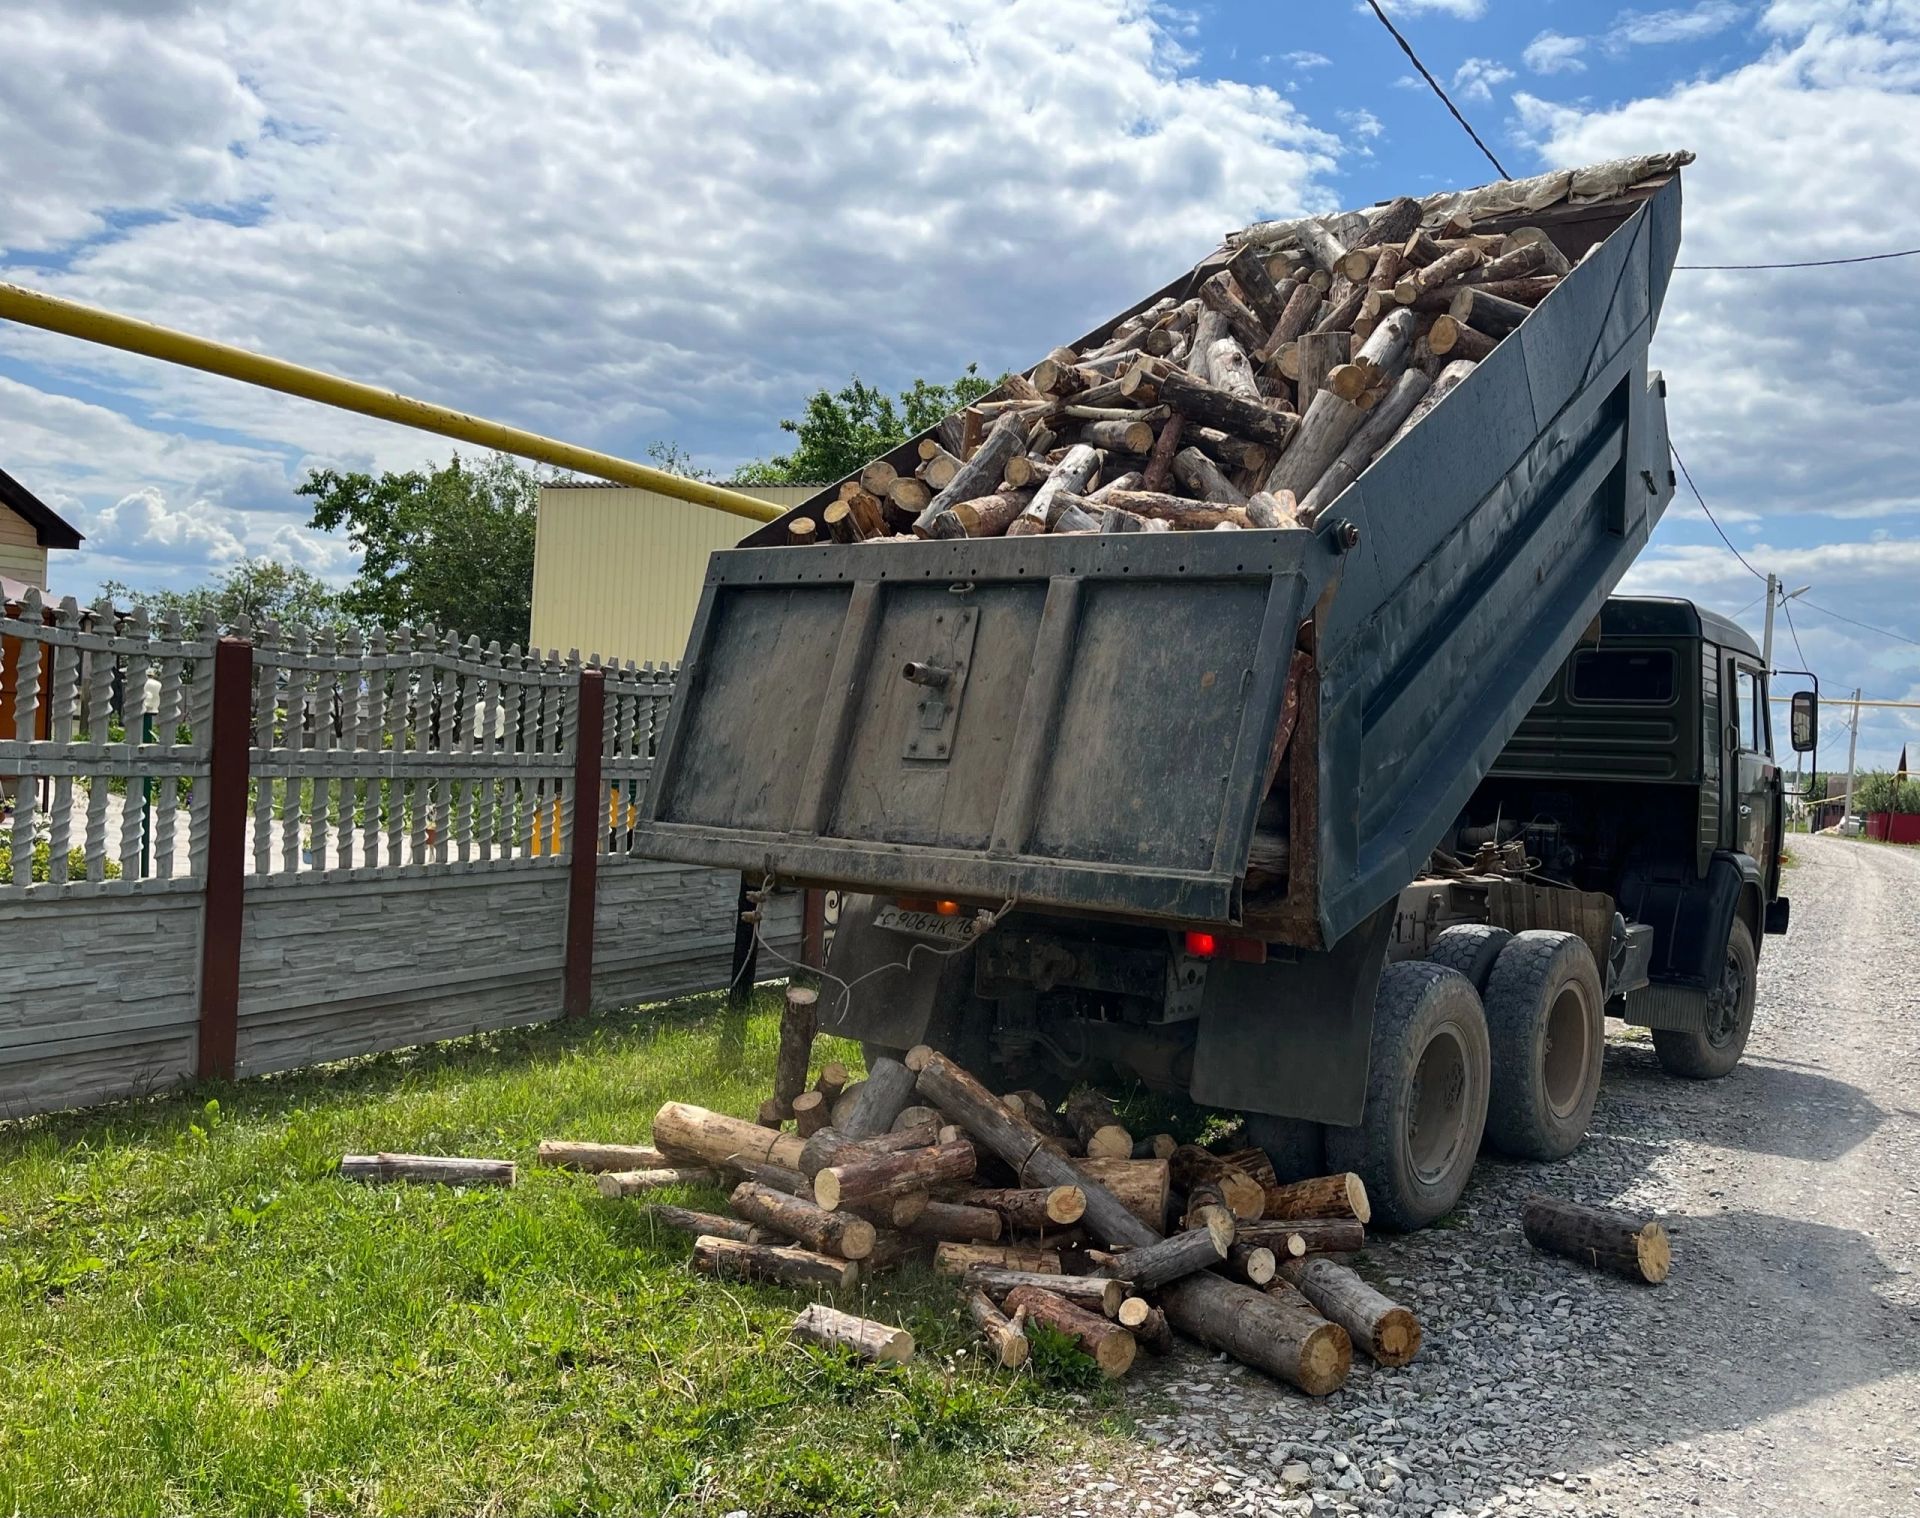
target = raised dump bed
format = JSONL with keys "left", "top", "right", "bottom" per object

{"left": 637, "top": 153, "right": 1688, "bottom": 950}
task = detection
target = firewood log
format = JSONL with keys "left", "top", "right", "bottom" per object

{"left": 1199, "top": 272, "right": 1267, "bottom": 353}
{"left": 338, "top": 1154, "right": 515, "bottom": 1186}
{"left": 834, "top": 1058, "right": 916, "bottom": 1139}
{"left": 536, "top": 1140, "right": 667, "bottom": 1173}
{"left": 1117, "top": 1296, "right": 1174, "bottom": 1356}
{"left": 887, "top": 476, "right": 931, "bottom": 517}
{"left": 933, "top": 489, "right": 1036, "bottom": 539}
{"left": 1241, "top": 1169, "right": 1372, "bottom": 1226}
{"left": 730, "top": 1180, "right": 877, "bottom": 1260}
{"left": 966, "top": 1289, "right": 1032, "bottom": 1368}
{"left": 1293, "top": 218, "right": 1350, "bottom": 274}
{"left": 1063, "top": 1090, "right": 1133, "bottom": 1159}
{"left": 919, "top": 445, "right": 964, "bottom": 492}
{"left": 1265, "top": 390, "right": 1364, "bottom": 501}
{"left": 1237, "top": 1217, "right": 1366, "bottom": 1256}
{"left": 1078, "top": 419, "right": 1155, "bottom": 454}
{"left": 1130, "top": 1132, "right": 1178, "bottom": 1161}
{"left": 1056, "top": 490, "right": 1250, "bottom": 531}
{"left": 1007, "top": 443, "right": 1102, "bottom": 537}
{"left": 1223, "top": 1242, "right": 1278, "bottom": 1285}
{"left": 1082, "top": 471, "right": 1145, "bottom": 505}
{"left": 822, "top": 501, "right": 861, "bottom": 543}
{"left": 1293, "top": 330, "right": 1349, "bottom": 415}
{"left": 1170, "top": 1145, "right": 1267, "bottom": 1220}
{"left": 965, "top": 1186, "right": 1087, "bottom": 1230}
{"left": 1002, "top": 1287, "right": 1136, "bottom": 1377}
{"left": 1172, "top": 447, "right": 1248, "bottom": 506}
{"left": 846, "top": 1189, "right": 931, "bottom": 1229}
{"left": 596, "top": 1166, "right": 720, "bottom": 1197}
{"left": 1277, "top": 1257, "right": 1420, "bottom": 1366}
{"left": 785, "top": 516, "right": 819, "bottom": 547}
{"left": 755, "top": 1098, "right": 786, "bottom": 1130}
{"left": 1507, "top": 225, "right": 1572, "bottom": 275}
{"left": 789, "top": 1302, "right": 914, "bottom": 1363}
{"left": 1140, "top": 408, "right": 1185, "bottom": 492}
{"left": 1184, "top": 304, "right": 1229, "bottom": 383}
{"left": 652, "top": 1102, "right": 806, "bottom": 1171}
{"left": 1522, "top": 1197, "right": 1671, "bottom": 1283}
{"left": 814, "top": 1139, "right": 976, "bottom": 1211}
{"left": 734, "top": 1159, "right": 811, "bottom": 1197}
{"left": 1160, "top": 1275, "right": 1350, "bottom": 1395}
{"left": 1427, "top": 315, "right": 1497, "bottom": 361}
{"left": 933, "top": 1242, "right": 1061, "bottom": 1275}
{"left": 904, "top": 1199, "right": 1002, "bottom": 1242}
{"left": 769, "top": 985, "right": 819, "bottom": 1116}
{"left": 1310, "top": 284, "right": 1367, "bottom": 336}
{"left": 1187, "top": 426, "right": 1271, "bottom": 474}
{"left": 1205, "top": 337, "right": 1263, "bottom": 405}
{"left": 1260, "top": 279, "right": 1323, "bottom": 359}
{"left": 915, "top": 1051, "right": 1161, "bottom": 1250}
{"left": 1158, "top": 370, "right": 1298, "bottom": 450}
{"left": 1448, "top": 285, "right": 1531, "bottom": 339}
{"left": 1383, "top": 358, "right": 1477, "bottom": 450}
{"left": 1002, "top": 454, "right": 1050, "bottom": 488}
{"left": 1243, "top": 491, "right": 1291, "bottom": 530}
{"left": 1069, "top": 1156, "right": 1169, "bottom": 1232}
{"left": 1001, "top": 1090, "right": 1069, "bottom": 1141}
{"left": 815, "top": 1061, "right": 848, "bottom": 1103}
{"left": 1093, "top": 1222, "right": 1231, "bottom": 1290}
{"left": 969, "top": 1268, "right": 1125, "bottom": 1315}
{"left": 1029, "top": 345, "right": 1081, "bottom": 394}
{"left": 1470, "top": 274, "right": 1562, "bottom": 307}
{"left": 792, "top": 1089, "right": 831, "bottom": 1137}
{"left": 1395, "top": 244, "right": 1481, "bottom": 303}
{"left": 890, "top": 1105, "right": 944, "bottom": 1134}
{"left": 643, "top": 1204, "right": 771, "bottom": 1245}
{"left": 694, "top": 1234, "right": 857, "bottom": 1290}
{"left": 797, "top": 1121, "right": 940, "bottom": 1179}
{"left": 1226, "top": 242, "right": 1291, "bottom": 329}
{"left": 914, "top": 412, "right": 1029, "bottom": 534}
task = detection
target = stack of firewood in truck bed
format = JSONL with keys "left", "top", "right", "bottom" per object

{"left": 783, "top": 191, "right": 1583, "bottom": 545}
{"left": 345, "top": 983, "right": 1672, "bottom": 1386}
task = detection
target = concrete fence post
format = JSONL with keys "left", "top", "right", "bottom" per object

{"left": 562, "top": 666, "right": 605, "bottom": 1018}
{"left": 196, "top": 636, "right": 253, "bottom": 1079}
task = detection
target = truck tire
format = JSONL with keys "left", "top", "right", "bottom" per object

{"left": 1480, "top": 931, "right": 1605, "bottom": 1161}
{"left": 1325, "top": 963, "right": 1490, "bottom": 1232}
{"left": 1242, "top": 1114, "right": 1327, "bottom": 1184}
{"left": 1653, "top": 919, "right": 1757, "bottom": 1080}
{"left": 1426, "top": 924, "right": 1512, "bottom": 994}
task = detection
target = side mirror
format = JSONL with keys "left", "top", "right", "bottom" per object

{"left": 1790, "top": 690, "right": 1818, "bottom": 753}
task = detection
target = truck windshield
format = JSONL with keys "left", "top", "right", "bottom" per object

{"left": 1570, "top": 649, "right": 1675, "bottom": 704}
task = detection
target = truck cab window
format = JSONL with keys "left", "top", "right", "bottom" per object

{"left": 1569, "top": 648, "right": 1675, "bottom": 703}
{"left": 1734, "top": 666, "right": 1764, "bottom": 754}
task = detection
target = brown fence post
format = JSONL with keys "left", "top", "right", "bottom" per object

{"left": 197, "top": 636, "right": 252, "bottom": 1079}
{"left": 563, "top": 666, "right": 606, "bottom": 1019}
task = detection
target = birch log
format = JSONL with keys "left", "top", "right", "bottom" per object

{"left": 1006, "top": 444, "right": 1103, "bottom": 537}
{"left": 790, "top": 1303, "right": 915, "bottom": 1363}
{"left": 536, "top": 1141, "right": 667, "bottom": 1173}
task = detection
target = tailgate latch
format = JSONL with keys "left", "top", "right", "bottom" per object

{"left": 902, "top": 603, "right": 979, "bottom": 761}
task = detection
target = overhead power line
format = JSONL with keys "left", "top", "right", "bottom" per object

{"left": 1676, "top": 246, "right": 1920, "bottom": 271}
{"left": 1361, "top": 1, "right": 1510, "bottom": 180}
{"left": 1670, "top": 444, "right": 1765, "bottom": 582}
{"left": 1798, "top": 599, "right": 1920, "bottom": 651}
{"left": 1781, "top": 596, "right": 1810, "bottom": 672}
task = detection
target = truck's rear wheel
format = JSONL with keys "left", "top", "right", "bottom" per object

{"left": 1653, "top": 919, "right": 1757, "bottom": 1080}
{"left": 1481, "top": 931, "right": 1604, "bottom": 1160}
{"left": 1426, "top": 924, "right": 1512, "bottom": 994}
{"left": 1326, "top": 963, "right": 1490, "bottom": 1232}
{"left": 1241, "top": 1114, "right": 1327, "bottom": 1184}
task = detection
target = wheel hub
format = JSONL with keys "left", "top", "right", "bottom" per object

{"left": 1705, "top": 950, "right": 1745, "bottom": 1047}
{"left": 1406, "top": 1028, "right": 1469, "bottom": 1185}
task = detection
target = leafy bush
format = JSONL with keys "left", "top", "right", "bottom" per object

{"left": 1852, "top": 773, "right": 1920, "bottom": 815}
{"left": 0, "top": 834, "right": 123, "bottom": 884}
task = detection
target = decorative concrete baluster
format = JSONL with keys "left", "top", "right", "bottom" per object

{"left": 474, "top": 640, "right": 502, "bottom": 862}
{"left": 187, "top": 613, "right": 220, "bottom": 881}
{"left": 407, "top": 627, "right": 433, "bottom": 868}
{"left": 335, "top": 630, "right": 361, "bottom": 871}
{"left": 84, "top": 602, "right": 116, "bottom": 883}
{"left": 251, "top": 621, "right": 280, "bottom": 878}
{"left": 280, "top": 626, "right": 311, "bottom": 875}
{"left": 363, "top": 628, "right": 389, "bottom": 870}
{"left": 116, "top": 608, "right": 149, "bottom": 881}
{"left": 309, "top": 629, "right": 339, "bottom": 872}
{"left": 559, "top": 649, "right": 583, "bottom": 859}
{"left": 498, "top": 644, "right": 526, "bottom": 857}
{"left": 452, "top": 634, "right": 480, "bottom": 865}
{"left": 45, "top": 598, "right": 82, "bottom": 886}
{"left": 539, "top": 650, "right": 568, "bottom": 856}
{"left": 431, "top": 629, "right": 457, "bottom": 865}
{"left": 7, "top": 590, "right": 43, "bottom": 889}
{"left": 154, "top": 611, "right": 183, "bottom": 880}
{"left": 522, "top": 651, "right": 547, "bottom": 857}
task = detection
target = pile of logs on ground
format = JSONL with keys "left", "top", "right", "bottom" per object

{"left": 773, "top": 187, "right": 1596, "bottom": 546}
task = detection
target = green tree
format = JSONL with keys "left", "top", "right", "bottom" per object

{"left": 299, "top": 452, "right": 539, "bottom": 649}
{"left": 100, "top": 559, "right": 349, "bottom": 635}
{"left": 736, "top": 366, "right": 998, "bottom": 484}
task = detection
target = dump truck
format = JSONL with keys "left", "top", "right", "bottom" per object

{"left": 632, "top": 156, "right": 1818, "bottom": 1229}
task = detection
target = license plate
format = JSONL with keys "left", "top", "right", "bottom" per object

{"left": 873, "top": 905, "right": 981, "bottom": 943}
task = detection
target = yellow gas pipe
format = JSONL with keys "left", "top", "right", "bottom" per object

{"left": 0, "top": 280, "right": 781, "bottom": 524}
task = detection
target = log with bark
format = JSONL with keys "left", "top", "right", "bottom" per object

{"left": 904, "top": 1200, "right": 1003, "bottom": 1243}
{"left": 967, "top": 1289, "right": 1032, "bottom": 1368}
{"left": 1265, "top": 389, "right": 1366, "bottom": 501}
{"left": 1276, "top": 1256, "right": 1421, "bottom": 1367}
{"left": 914, "top": 412, "right": 1030, "bottom": 535}
{"left": 792, "top": 1089, "right": 831, "bottom": 1137}
{"left": 596, "top": 1166, "right": 722, "bottom": 1197}
{"left": 969, "top": 1268, "right": 1126, "bottom": 1316}
{"left": 1521, "top": 1196, "right": 1672, "bottom": 1283}
{"left": 536, "top": 1140, "right": 667, "bottom": 1173}
{"left": 1448, "top": 285, "right": 1532, "bottom": 339}
{"left": 1222, "top": 1241, "right": 1279, "bottom": 1286}
{"left": 1064, "top": 1089, "right": 1133, "bottom": 1159}
{"left": 1160, "top": 1275, "right": 1351, "bottom": 1396}
{"left": 730, "top": 1180, "right": 878, "bottom": 1260}
{"left": 813, "top": 1138, "right": 976, "bottom": 1211}
{"left": 815, "top": 1061, "right": 849, "bottom": 1103}
{"left": 1157, "top": 370, "right": 1298, "bottom": 451}
{"left": 1394, "top": 244, "right": 1481, "bottom": 302}
{"left": 1200, "top": 274, "right": 1268, "bottom": 354}
{"left": 1001, "top": 1286, "right": 1137, "bottom": 1377}
{"left": 1425, "top": 314, "right": 1496, "bottom": 362}
{"left": 790, "top": 1302, "right": 914, "bottom": 1363}
{"left": 1172, "top": 446, "right": 1249, "bottom": 505}
{"left": 1237, "top": 1217, "right": 1367, "bottom": 1256}
{"left": 1070, "top": 1156, "right": 1170, "bottom": 1233}
{"left": 644, "top": 1204, "right": 771, "bottom": 1245}
{"left": 692, "top": 1234, "right": 858, "bottom": 1291}
{"left": 964, "top": 1185, "right": 1087, "bottom": 1230}
{"left": 1169, "top": 1145, "right": 1267, "bottom": 1220}
{"left": 734, "top": 1159, "right": 812, "bottom": 1197}
{"left": 836, "top": 1057, "right": 920, "bottom": 1139}
{"left": 1293, "top": 329, "right": 1350, "bottom": 415}
{"left": 1058, "top": 490, "right": 1250, "bottom": 531}
{"left": 933, "top": 488, "right": 1035, "bottom": 539}
{"left": 1006, "top": 443, "right": 1103, "bottom": 537}
{"left": 1117, "top": 1296, "right": 1174, "bottom": 1356}
{"left": 1252, "top": 1171, "right": 1374, "bottom": 1226}
{"left": 1384, "top": 359, "right": 1477, "bottom": 450}
{"left": 933, "top": 1242, "right": 1062, "bottom": 1275}
{"left": 1001, "top": 1090, "right": 1071, "bottom": 1144}
{"left": 338, "top": 1154, "right": 516, "bottom": 1186}
{"left": 653, "top": 1102, "right": 806, "bottom": 1172}
{"left": 1092, "top": 1222, "right": 1231, "bottom": 1290}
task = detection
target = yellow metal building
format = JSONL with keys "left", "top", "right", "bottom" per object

{"left": 529, "top": 482, "right": 816, "bottom": 666}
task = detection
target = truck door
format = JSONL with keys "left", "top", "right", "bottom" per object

{"left": 1728, "top": 658, "right": 1776, "bottom": 870}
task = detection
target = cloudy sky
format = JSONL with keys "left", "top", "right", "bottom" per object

{"left": 3, "top": 0, "right": 1918, "bottom": 763}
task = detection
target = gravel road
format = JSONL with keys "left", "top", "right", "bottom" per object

{"left": 1021, "top": 834, "right": 1920, "bottom": 1518}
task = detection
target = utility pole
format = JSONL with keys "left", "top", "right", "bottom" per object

{"left": 1842, "top": 687, "right": 1862, "bottom": 824}
{"left": 1761, "top": 572, "right": 1777, "bottom": 674}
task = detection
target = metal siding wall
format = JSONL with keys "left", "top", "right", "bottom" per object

{"left": 531, "top": 485, "right": 815, "bottom": 666}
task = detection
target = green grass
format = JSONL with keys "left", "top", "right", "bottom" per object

{"left": 0, "top": 992, "right": 1107, "bottom": 1516}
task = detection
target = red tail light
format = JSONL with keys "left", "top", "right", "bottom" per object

{"left": 1184, "top": 930, "right": 1218, "bottom": 958}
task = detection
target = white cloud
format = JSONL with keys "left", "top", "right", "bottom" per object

{"left": 1524, "top": 30, "right": 1589, "bottom": 73}
{"left": 1375, "top": 0, "right": 1488, "bottom": 16}
{"left": 0, "top": 0, "right": 1342, "bottom": 598}
{"left": 90, "top": 487, "right": 248, "bottom": 569}
{"left": 1285, "top": 50, "right": 1332, "bottom": 69}
{"left": 1609, "top": 2, "right": 1748, "bottom": 48}
{"left": 1452, "top": 56, "right": 1516, "bottom": 101}
{"left": 1341, "top": 108, "right": 1386, "bottom": 139}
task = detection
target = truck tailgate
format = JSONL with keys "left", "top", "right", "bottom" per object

{"left": 639, "top": 527, "right": 1344, "bottom": 922}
